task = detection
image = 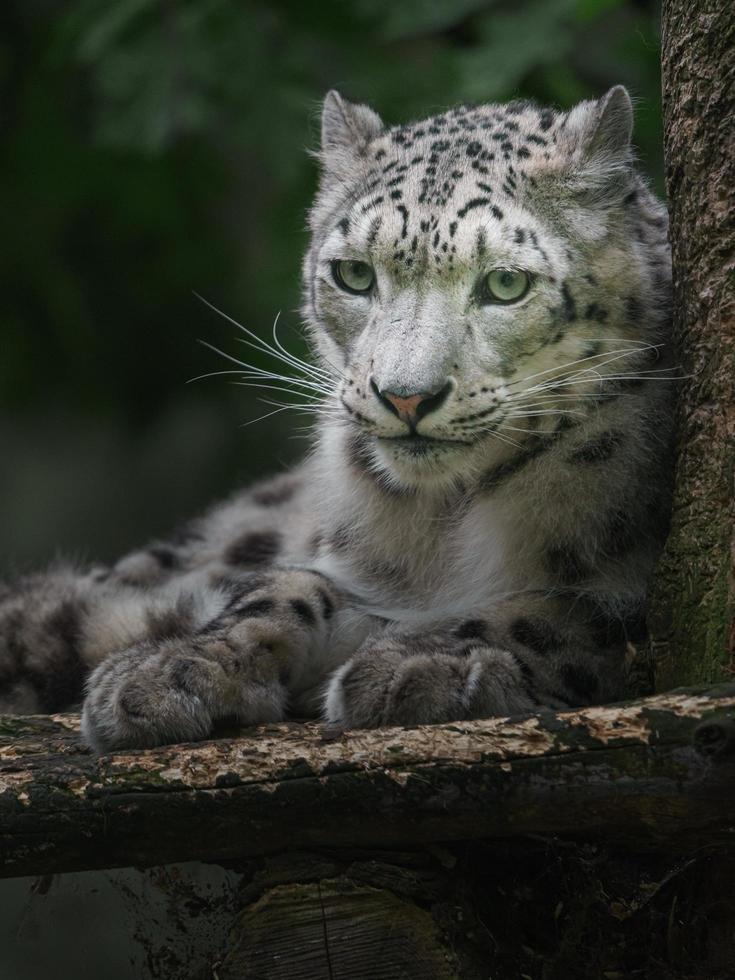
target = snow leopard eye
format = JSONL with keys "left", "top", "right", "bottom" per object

{"left": 332, "top": 259, "right": 375, "bottom": 295}
{"left": 482, "top": 269, "right": 531, "bottom": 304}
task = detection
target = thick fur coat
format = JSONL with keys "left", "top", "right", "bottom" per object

{"left": 0, "top": 88, "right": 673, "bottom": 751}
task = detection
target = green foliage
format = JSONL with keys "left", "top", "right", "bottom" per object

{"left": 0, "top": 0, "right": 664, "bottom": 568}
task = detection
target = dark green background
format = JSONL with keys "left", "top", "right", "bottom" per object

{"left": 0, "top": 0, "right": 663, "bottom": 574}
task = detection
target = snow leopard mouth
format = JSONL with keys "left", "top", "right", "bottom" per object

{"left": 377, "top": 434, "right": 472, "bottom": 456}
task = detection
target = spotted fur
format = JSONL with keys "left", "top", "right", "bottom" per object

{"left": 0, "top": 87, "right": 673, "bottom": 751}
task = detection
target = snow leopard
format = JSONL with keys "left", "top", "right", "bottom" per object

{"left": 0, "top": 86, "right": 673, "bottom": 752}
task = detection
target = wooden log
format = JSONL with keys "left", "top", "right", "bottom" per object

{"left": 1, "top": 685, "right": 734, "bottom": 879}
{"left": 220, "top": 879, "right": 461, "bottom": 980}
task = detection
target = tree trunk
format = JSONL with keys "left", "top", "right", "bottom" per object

{"left": 649, "top": 0, "right": 735, "bottom": 688}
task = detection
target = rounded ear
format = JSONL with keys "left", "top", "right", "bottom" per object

{"left": 552, "top": 84, "right": 635, "bottom": 209}
{"left": 321, "top": 90, "right": 384, "bottom": 159}
{"left": 563, "top": 84, "right": 634, "bottom": 164}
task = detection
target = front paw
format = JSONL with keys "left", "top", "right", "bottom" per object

{"left": 80, "top": 635, "right": 286, "bottom": 753}
{"left": 325, "top": 642, "right": 532, "bottom": 728}
{"left": 81, "top": 570, "right": 339, "bottom": 752}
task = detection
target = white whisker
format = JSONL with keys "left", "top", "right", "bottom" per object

{"left": 506, "top": 409, "right": 583, "bottom": 418}
{"left": 194, "top": 293, "right": 333, "bottom": 383}
{"left": 188, "top": 368, "right": 251, "bottom": 383}
{"left": 231, "top": 381, "right": 326, "bottom": 401}
{"left": 191, "top": 294, "right": 351, "bottom": 429}
{"left": 486, "top": 430, "right": 523, "bottom": 449}
{"left": 525, "top": 369, "right": 683, "bottom": 396}
{"left": 238, "top": 405, "right": 293, "bottom": 428}
{"left": 233, "top": 335, "right": 330, "bottom": 386}
{"left": 507, "top": 343, "right": 664, "bottom": 391}
{"left": 236, "top": 369, "right": 331, "bottom": 395}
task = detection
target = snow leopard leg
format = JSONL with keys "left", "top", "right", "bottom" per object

{"left": 0, "top": 560, "right": 245, "bottom": 717}
{"left": 0, "top": 565, "right": 109, "bottom": 715}
{"left": 324, "top": 593, "right": 639, "bottom": 727}
{"left": 81, "top": 568, "right": 369, "bottom": 752}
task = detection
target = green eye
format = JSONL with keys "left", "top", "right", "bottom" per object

{"left": 332, "top": 259, "right": 375, "bottom": 295}
{"left": 483, "top": 269, "right": 531, "bottom": 304}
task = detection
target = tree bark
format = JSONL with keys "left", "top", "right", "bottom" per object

{"left": 649, "top": 0, "right": 735, "bottom": 688}
{"left": 1, "top": 685, "right": 734, "bottom": 880}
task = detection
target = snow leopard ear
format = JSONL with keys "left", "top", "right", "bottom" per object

{"left": 586, "top": 85, "right": 634, "bottom": 162}
{"left": 565, "top": 85, "right": 635, "bottom": 205}
{"left": 319, "top": 91, "right": 384, "bottom": 175}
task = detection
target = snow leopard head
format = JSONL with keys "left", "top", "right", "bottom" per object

{"left": 302, "top": 88, "right": 670, "bottom": 491}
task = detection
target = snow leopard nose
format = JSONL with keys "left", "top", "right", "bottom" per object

{"left": 371, "top": 379, "right": 452, "bottom": 425}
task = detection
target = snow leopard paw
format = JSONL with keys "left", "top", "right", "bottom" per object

{"left": 324, "top": 637, "right": 534, "bottom": 728}
{"left": 81, "top": 569, "right": 338, "bottom": 752}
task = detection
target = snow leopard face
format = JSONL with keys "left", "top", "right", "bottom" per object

{"left": 302, "top": 88, "right": 669, "bottom": 491}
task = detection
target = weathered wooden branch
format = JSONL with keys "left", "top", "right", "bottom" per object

{"left": 1, "top": 685, "right": 734, "bottom": 879}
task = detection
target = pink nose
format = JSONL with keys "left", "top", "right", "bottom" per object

{"left": 381, "top": 392, "right": 426, "bottom": 424}
{"left": 371, "top": 380, "right": 453, "bottom": 425}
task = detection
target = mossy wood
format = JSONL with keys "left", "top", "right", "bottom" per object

{"left": 649, "top": 0, "right": 735, "bottom": 687}
{"left": 1, "top": 685, "right": 734, "bottom": 879}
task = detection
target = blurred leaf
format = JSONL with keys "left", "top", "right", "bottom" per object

{"left": 352, "top": 0, "right": 497, "bottom": 40}
{"left": 458, "top": 0, "right": 577, "bottom": 101}
{"left": 56, "top": 0, "right": 272, "bottom": 152}
{"left": 574, "top": 0, "right": 626, "bottom": 23}
{"left": 66, "top": 0, "right": 153, "bottom": 60}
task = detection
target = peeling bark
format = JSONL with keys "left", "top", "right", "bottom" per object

{"left": 1, "top": 686, "right": 734, "bottom": 879}
{"left": 649, "top": 0, "right": 735, "bottom": 687}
